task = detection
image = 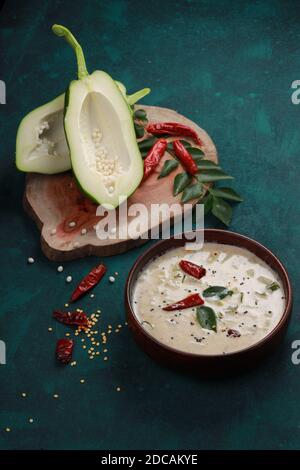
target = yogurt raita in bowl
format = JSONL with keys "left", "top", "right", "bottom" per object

{"left": 132, "top": 242, "right": 286, "bottom": 356}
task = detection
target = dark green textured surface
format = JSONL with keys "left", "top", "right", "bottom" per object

{"left": 0, "top": 0, "right": 300, "bottom": 450}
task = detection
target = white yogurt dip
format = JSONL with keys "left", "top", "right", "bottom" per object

{"left": 132, "top": 243, "right": 285, "bottom": 355}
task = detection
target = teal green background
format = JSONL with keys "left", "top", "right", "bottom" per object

{"left": 0, "top": 0, "right": 300, "bottom": 450}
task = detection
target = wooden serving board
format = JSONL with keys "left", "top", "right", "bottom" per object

{"left": 24, "top": 105, "right": 218, "bottom": 261}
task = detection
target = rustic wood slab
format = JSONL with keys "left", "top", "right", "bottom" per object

{"left": 24, "top": 105, "right": 218, "bottom": 261}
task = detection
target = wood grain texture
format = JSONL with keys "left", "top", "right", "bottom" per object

{"left": 24, "top": 105, "right": 218, "bottom": 261}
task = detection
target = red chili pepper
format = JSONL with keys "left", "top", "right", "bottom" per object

{"left": 146, "top": 122, "right": 203, "bottom": 147}
{"left": 172, "top": 140, "right": 199, "bottom": 175}
{"left": 163, "top": 293, "right": 204, "bottom": 311}
{"left": 179, "top": 260, "right": 206, "bottom": 279}
{"left": 70, "top": 264, "right": 107, "bottom": 302}
{"left": 56, "top": 339, "right": 74, "bottom": 364}
{"left": 53, "top": 310, "right": 89, "bottom": 327}
{"left": 143, "top": 138, "right": 167, "bottom": 180}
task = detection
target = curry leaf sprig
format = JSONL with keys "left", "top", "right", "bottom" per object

{"left": 134, "top": 109, "right": 243, "bottom": 226}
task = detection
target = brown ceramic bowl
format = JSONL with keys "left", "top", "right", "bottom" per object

{"left": 125, "top": 229, "right": 293, "bottom": 375}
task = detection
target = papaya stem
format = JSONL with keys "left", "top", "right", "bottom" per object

{"left": 52, "top": 24, "right": 89, "bottom": 79}
{"left": 128, "top": 88, "right": 151, "bottom": 106}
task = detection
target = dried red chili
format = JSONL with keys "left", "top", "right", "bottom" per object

{"left": 179, "top": 260, "right": 206, "bottom": 279}
{"left": 146, "top": 122, "right": 203, "bottom": 147}
{"left": 53, "top": 310, "right": 89, "bottom": 327}
{"left": 56, "top": 339, "right": 74, "bottom": 364}
{"left": 172, "top": 140, "right": 199, "bottom": 175}
{"left": 143, "top": 138, "right": 167, "bottom": 180}
{"left": 70, "top": 264, "right": 107, "bottom": 302}
{"left": 163, "top": 293, "right": 204, "bottom": 311}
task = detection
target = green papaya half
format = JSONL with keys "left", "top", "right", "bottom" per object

{"left": 52, "top": 24, "right": 145, "bottom": 208}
